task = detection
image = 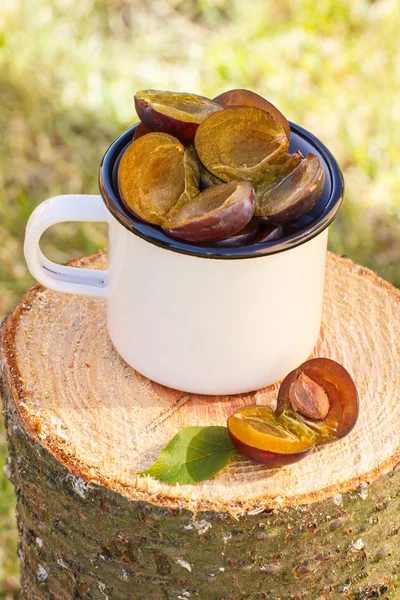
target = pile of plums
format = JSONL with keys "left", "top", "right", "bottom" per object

{"left": 227, "top": 358, "right": 359, "bottom": 467}
{"left": 118, "top": 89, "right": 325, "bottom": 245}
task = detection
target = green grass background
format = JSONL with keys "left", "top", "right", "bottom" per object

{"left": 0, "top": 0, "right": 399, "bottom": 594}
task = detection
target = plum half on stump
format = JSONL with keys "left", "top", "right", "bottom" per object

{"left": 227, "top": 405, "right": 316, "bottom": 467}
{"left": 276, "top": 358, "right": 359, "bottom": 445}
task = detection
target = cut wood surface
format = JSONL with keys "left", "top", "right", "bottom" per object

{"left": 2, "top": 250, "right": 400, "bottom": 600}
{"left": 2, "top": 251, "right": 400, "bottom": 514}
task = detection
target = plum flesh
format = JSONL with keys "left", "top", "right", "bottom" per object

{"left": 118, "top": 132, "right": 199, "bottom": 225}
{"left": 227, "top": 405, "right": 315, "bottom": 467}
{"left": 195, "top": 106, "right": 288, "bottom": 184}
{"left": 214, "top": 88, "right": 290, "bottom": 140}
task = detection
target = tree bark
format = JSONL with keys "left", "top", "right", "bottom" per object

{"left": 1, "top": 251, "right": 400, "bottom": 600}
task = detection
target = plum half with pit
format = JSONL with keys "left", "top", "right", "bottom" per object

{"left": 228, "top": 358, "right": 359, "bottom": 467}
{"left": 277, "top": 358, "right": 359, "bottom": 445}
{"left": 214, "top": 88, "right": 290, "bottom": 140}
{"left": 134, "top": 90, "right": 223, "bottom": 145}
{"left": 118, "top": 132, "right": 199, "bottom": 225}
{"left": 164, "top": 180, "right": 255, "bottom": 243}
{"left": 227, "top": 405, "right": 315, "bottom": 467}
{"left": 195, "top": 106, "right": 288, "bottom": 184}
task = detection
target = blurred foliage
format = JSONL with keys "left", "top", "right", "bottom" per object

{"left": 0, "top": 0, "right": 399, "bottom": 592}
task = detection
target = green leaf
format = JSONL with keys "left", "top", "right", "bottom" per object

{"left": 141, "top": 426, "right": 238, "bottom": 485}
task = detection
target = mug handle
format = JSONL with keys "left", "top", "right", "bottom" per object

{"left": 24, "top": 194, "right": 109, "bottom": 298}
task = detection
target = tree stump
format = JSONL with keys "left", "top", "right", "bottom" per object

{"left": 1, "top": 251, "right": 400, "bottom": 600}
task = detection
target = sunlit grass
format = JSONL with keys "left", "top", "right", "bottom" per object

{"left": 0, "top": 0, "right": 399, "bottom": 590}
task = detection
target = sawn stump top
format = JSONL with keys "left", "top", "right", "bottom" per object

{"left": 1, "top": 251, "right": 400, "bottom": 513}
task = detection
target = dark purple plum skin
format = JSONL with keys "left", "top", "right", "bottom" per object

{"left": 228, "top": 429, "right": 313, "bottom": 467}
{"left": 164, "top": 182, "right": 256, "bottom": 244}
{"left": 257, "top": 190, "right": 321, "bottom": 225}
{"left": 213, "top": 88, "right": 290, "bottom": 140}
{"left": 256, "top": 155, "right": 325, "bottom": 225}
{"left": 212, "top": 219, "right": 260, "bottom": 247}
{"left": 133, "top": 122, "right": 153, "bottom": 140}
{"left": 253, "top": 224, "right": 283, "bottom": 243}
{"left": 135, "top": 96, "right": 222, "bottom": 145}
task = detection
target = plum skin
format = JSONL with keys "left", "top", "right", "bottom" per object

{"left": 213, "top": 88, "right": 290, "bottom": 140}
{"left": 253, "top": 224, "right": 283, "bottom": 243}
{"left": 164, "top": 181, "right": 256, "bottom": 243}
{"left": 228, "top": 428, "right": 313, "bottom": 467}
{"left": 135, "top": 92, "right": 223, "bottom": 145}
{"left": 136, "top": 96, "right": 199, "bottom": 144}
{"left": 213, "top": 231, "right": 258, "bottom": 247}
{"left": 255, "top": 154, "right": 325, "bottom": 224}
{"left": 194, "top": 106, "right": 288, "bottom": 184}
{"left": 133, "top": 122, "right": 153, "bottom": 140}
{"left": 256, "top": 182, "right": 323, "bottom": 224}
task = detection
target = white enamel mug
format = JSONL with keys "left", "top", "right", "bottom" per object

{"left": 24, "top": 123, "right": 343, "bottom": 395}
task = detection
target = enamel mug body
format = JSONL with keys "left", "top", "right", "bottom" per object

{"left": 24, "top": 123, "right": 343, "bottom": 394}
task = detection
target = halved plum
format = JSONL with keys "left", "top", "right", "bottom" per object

{"left": 214, "top": 89, "right": 290, "bottom": 140}
{"left": 212, "top": 218, "right": 260, "bottom": 247}
{"left": 118, "top": 132, "right": 199, "bottom": 225}
{"left": 134, "top": 90, "right": 223, "bottom": 145}
{"left": 277, "top": 358, "right": 359, "bottom": 444}
{"left": 195, "top": 106, "right": 288, "bottom": 184}
{"left": 254, "top": 153, "right": 325, "bottom": 224}
{"left": 133, "top": 122, "right": 153, "bottom": 140}
{"left": 164, "top": 180, "right": 255, "bottom": 243}
{"left": 227, "top": 405, "right": 315, "bottom": 467}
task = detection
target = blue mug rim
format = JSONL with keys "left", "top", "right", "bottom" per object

{"left": 99, "top": 123, "right": 344, "bottom": 259}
